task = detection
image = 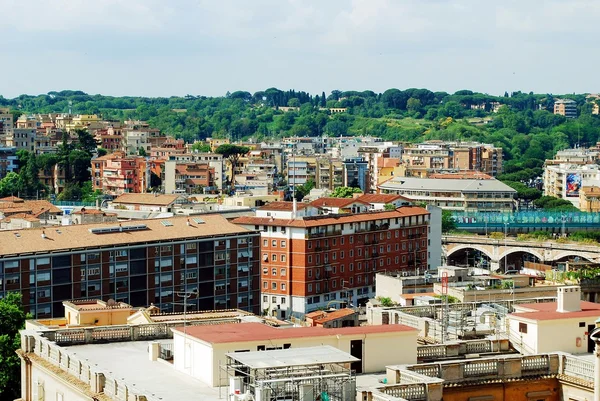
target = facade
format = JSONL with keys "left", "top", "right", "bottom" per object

{"left": 70, "top": 208, "right": 118, "bottom": 224}
{"left": 343, "top": 157, "right": 370, "bottom": 192}
{"left": 7, "top": 128, "right": 36, "bottom": 152}
{"left": 554, "top": 98, "right": 578, "bottom": 118}
{"left": 111, "top": 193, "right": 181, "bottom": 212}
{"left": 0, "top": 215, "right": 260, "bottom": 318}
{"left": 233, "top": 205, "right": 430, "bottom": 319}
{"left": 379, "top": 176, "right": 517, "bottom": 212}
{"left": 309, "top": 197, "right": 369, "bottom": 214}
{"left": 168, "top": 153, "right": 224, "bottom": 190}
{"left": 91, "top": 152, "right": 148, "bottom": 195}
{"left": 0, "top": 146, "right": 17, "bottom": 178}
{"left": 0, "top": 107, "right": 13, "bottom": 142}
{"left": 579, "top": 186, "right": 600, "bottom": 212}
{"left": 163, "top": 160, "right": 215, "bottom": 194}
{"left": 305, "top": 308, "right": 358, "bottom": 328}
{"left": 543, "top": 163, "right": 600, "bottom": 207}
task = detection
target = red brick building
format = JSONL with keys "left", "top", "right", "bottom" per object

{"left": 233, "top": 204, "right": 430, "bottom": 319}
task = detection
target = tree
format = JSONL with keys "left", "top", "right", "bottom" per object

{"left": 215, "top": 144, "right": 250, "bottom": 190}
{"left": 0, "top": 292, "right": 29, "bottom": 400}
{"left": 294, "top": 179, "right": 315, "bottom": 201}
{"left": 138, "top": 147, "right": 147, "bottom": 157}
{"left": 442, "top": 210, "right": 457, "bottom": 233}
{"left": 0, "top": 172, "right": 20, "bottom": 197}
{"left": 330, "top": 187, "right": 362, "bottom": 198}
{"left": 75, "top": 129, "right": 99, "bottom": 156}
{"left": 287, "top": 98, "right": 301, "bottom": 107}
{"left": 378, "top": 297, "right": 394, "bottom": 307}
{"left": 384, "top": 203, "right": 396, "bottom": 211}
{"left": 191, "top": 142, "right": 211, "bottom": 152}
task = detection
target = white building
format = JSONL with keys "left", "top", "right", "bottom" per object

{"left": 507, "top": 286, "right": 600, "bottom": 355}
{"left": 543, "top": 163, "right": 600, "bottom": 207}
{"left": 172, "top": 322, "right": 418, "bottom": 386}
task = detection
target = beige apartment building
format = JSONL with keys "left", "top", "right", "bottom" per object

{"left": 554, "top": 98, "right": 578, "bottom": 118}
{"left": 543, "top": 163, "right": 600, "bottom": 208}
{"left": 0, "top": 107, "right": 14, "bottom": 142}
{"left": 579, "top": 186, "right": 600, "bottom": 212}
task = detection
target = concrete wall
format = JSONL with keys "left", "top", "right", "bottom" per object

{"left": 441, "top": 378, "right": 560, "bottom": 401}
{"left": 164, "top": 160, "right": 177, "bottom": 194}
{"left": 375, "top": 274, "right": 405, "bottom": 304}
{"left": 173, "top": 331, "right": 214, "bottom": 386}
{"left": 28, "top": 361, "right": 90, "bottom": 401}
{"left": 426, "top": 205, "right": 442, "bottom": 270}
{"left": 536, "top": 318, "right": 595, "bottom": 354}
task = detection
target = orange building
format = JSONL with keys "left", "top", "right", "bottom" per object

{"left": 91, "top": 152, "right": 148, "bottom": 195}
{"left": 233, "top": 204, "right": 430, "bottom": 319}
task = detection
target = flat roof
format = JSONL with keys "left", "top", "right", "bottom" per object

{"left": 226, "top": 345, "right": 358, "bottom": 369}
{"left": 233, "top": 206, "right": 429, "bottom": 228}
{"left": 66, "top": 341, "right": 219, "bottom": 401}
{"left": 112, "top": 193, "right": 181, "bottom": 206}
{"left": 0, "top": 215, "right": 251, "bottom": 256}
{"left": 173, "top": 322, "right": 416, "bottom": 344}
{"left": 510, "top": 301, "right": 600, "bottom": 321}
{"left": 379, "top": 176, "right": 516, "bottom": 193}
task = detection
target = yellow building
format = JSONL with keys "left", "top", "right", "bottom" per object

{"left": 64, "top": 114, "right": 102, "bottom": 132}
{"left": 579, "top": 186, "right": 600, "bottom": 212}
{"left": 208, "top": 137, "right": 230, "bottom": 151}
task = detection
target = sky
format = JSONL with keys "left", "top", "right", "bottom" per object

{"left": 2, "top": 0, "right": 599, "bottom": 99}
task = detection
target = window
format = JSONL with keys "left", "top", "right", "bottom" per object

{"left": 263, "top": 295, "right": 268, "bottom": 302}
{"left": 340, "top": 251, "right": 344, "bottom": 259}
{"left": 272, "top": 268, "right": 277, "bottom": 275}
{"left": 308, "top": 255, "right": 312, "bottom": 263}
{"left": 272, "top": 296, "right": 276, "bottom": 303}
{"left": 263, "top": 253, "right": 268, "bottom": 262}
{"left": 37, "top": 271, "right": 51, "bottom": 281}
{"left": 280, "top": 240, "right": 286, "bottom": 248}
{"left": 519, "top": 322, "right": 528, "bottom": 333}
{"left": 332, "top": 280, "right": 337, "bottom": 289}
{"left": 349, "top": 250, "right": 354, "bottom": 257}
{"left": 281, "top": 297, "right": 286, "bottom": 304}
{"left": 281, "top": 227, "right": 286, "bottom": 234}
{"left": 281, "top": 283, "right": 286, "bottom": 290}
{"left": 263, "top": 281, "right": 268, "bottom": 289}
{"left": 281, "top": 255, "right": 286, "bottom": 262}
{"left": 272, "top": 282, "right": 277, "bottom": 290}
{"left": 308, "top": 241, "right": 312, "bottom": 249}
{"left": 272, "top": 240, "right": 277, "bottom": 247}
{"left": 349, "top": 277, "right": 354, "bottom": 285}
{"left": 579, "top": 322, "right": 586, "bottom": 328}
{"left": 280, "top": 268, "right": 286, "bottom": 276}
{"left": 263, "top": 239, "right": 268, "bottom": 247}
{"left": 37, "top": 257, "right": 50, "bottom": 265}
{"left": 308, "top": 269, "right": 312, "bottom": 278}
{"left": 272, "top": 254, "right": 277, "bottom": 261}
{"left": 308, "top": 283, "right": 313, "bottom": 292}
{"left": 349, "top": 263, "right": 354, "bottom": 271}
{"left": 349, "top": 236, "right": 354, "bottom": 244}
{"left": 340, "top": 237, "right": 345, "bottom": 245}
{"left": 357, "top": 249, "right": 362, "bottom": 256}
{"left": 340, "top": 264, "right": 344, "bottom": 273}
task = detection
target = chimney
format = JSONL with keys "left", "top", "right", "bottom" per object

{"left": 41, "top": 231, "right": 46, "bottom": 239}
{"left": 557, "top": 286, "right": 581, "bottom": 313}
{"left": 292, "top": 198, "right": 297, "bottom": 218}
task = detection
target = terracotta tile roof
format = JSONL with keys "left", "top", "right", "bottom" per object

{"left": 257, "top": 201, "right": 310, "bottom": 211}
{"left": 173, "top": 322, "right": 416, "bottom": 344}
{"left": 2, "top": 213, "right": 40, "bottom": 222}
{"left": 233, "top": 206, "right": 429, "bottom": 228}
{"left": 310, "top": 197, "right": 369, "bottom": 208}
{"left": 0, "top": 196, "right": 24, "bottom": 203}
{"left": 357, "top": 194, "right": 411, "bottom": 204}
{"left": 429, "top": 172, "right": 493, "bottom": 180}
{"left": 112, "top": 193, "right": 180, "bottom": 206}
{"left": 510, "top": 301, "right": 600, "bottom": 321}
{"left": 0, "top": 215, "right": 251, "bottom": 257}
{"left": 306, "top": 308, "right": 357, "bottom": 324}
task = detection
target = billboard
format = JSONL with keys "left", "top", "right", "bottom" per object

{"left": 566, "top": 173, "right": 582, "bottom": 197}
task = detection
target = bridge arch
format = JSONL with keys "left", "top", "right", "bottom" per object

{"left": 498, "top": 248, "right": 544, "bottom": 263}
{"left": 551, "top": 251, "right": 597, "bottom": 263}
{"left": 446, "top": 244, "right": 494, "bottom": 261}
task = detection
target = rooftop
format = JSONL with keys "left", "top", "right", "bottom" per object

{"left": 356, "top": 193, "right": 411, "bottom": 204}
{"left": 174, "top": 322, "right": 415, "bottom": 344}
{"left": 65, "top": 340, "right": 219, "bottom": 401}
{"left": 510, "top": 301, "right": 600, "bottom": 321}
{"left": 0, "top": 215, "right": 250, "bottom": 257}
{"left": 305, "top": 308, "right": 357, "bottom": 324}
{"left": 233, "top": 206, "right": 429, "bottom": 228}
{"left": 256, "top": 201, "right": 310, "bottom": 211}
{"left": 64, "top": 299, "right": 132, "bottom": 311}
{"left": 226, "top": 345, "right": 358, "bottom": 369}
{"left": 310, "top": 197, "right": 368, "bottom": 208}
{"left": 379, "top": 176, "right": 517, "bottom": 193}
{"left": 112, "top": 193, "right": 181, "bottom": 206}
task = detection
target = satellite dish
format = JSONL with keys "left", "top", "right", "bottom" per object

{"left": 106, "top": 299, "right": 117, "bottom": 307}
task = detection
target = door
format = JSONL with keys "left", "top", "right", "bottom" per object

{"left": 350, "top": 340, "right": 363, "bottom": 373}
{"left": 588, "top": 325, "right": 596, "bottom": 353}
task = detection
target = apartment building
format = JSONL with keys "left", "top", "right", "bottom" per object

{"left": 91, "top": 152, "right": 148, "bottom": 195}
{"left": 6, "top": 128, "right": 36, "bottom": 152}
{"left": 0, "top": 215, "right": 260, "bottom": 318}
{"left": 168, "top": 153, "right": 224, "bottom": 190}
{"left": 543, "top": 163, "right": 600, "bottom": 208}
{"left": 579, "top": 186, "right": 600, "bottom": 212}
{"left": 0, "top": 146, "right": 17, "bottom": 178}
{"left": 554, "top": 98, "right": 578, "bottom": 118}
{"left": 0, "top": 107, "right": 13, "bottom": 143}
{"left": 163, "top": 160, "right": 215, "bottom": 194}
{"left": 400, "top": 142, "right": 503, "bottom": 177}
{"left": 316, "top": 157, "right": 343, "bottom": 190}
{"left": 343, "top": 157, "right": 370, "bottom": 192}
{"left": 233, "top": 205, "right": 430, "bottom": 319}
{"left": 379, "top": 176, "right": 516, "bottom": 212}
{"left": 358, "top": 144, "right": 403, "bottom": 191}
